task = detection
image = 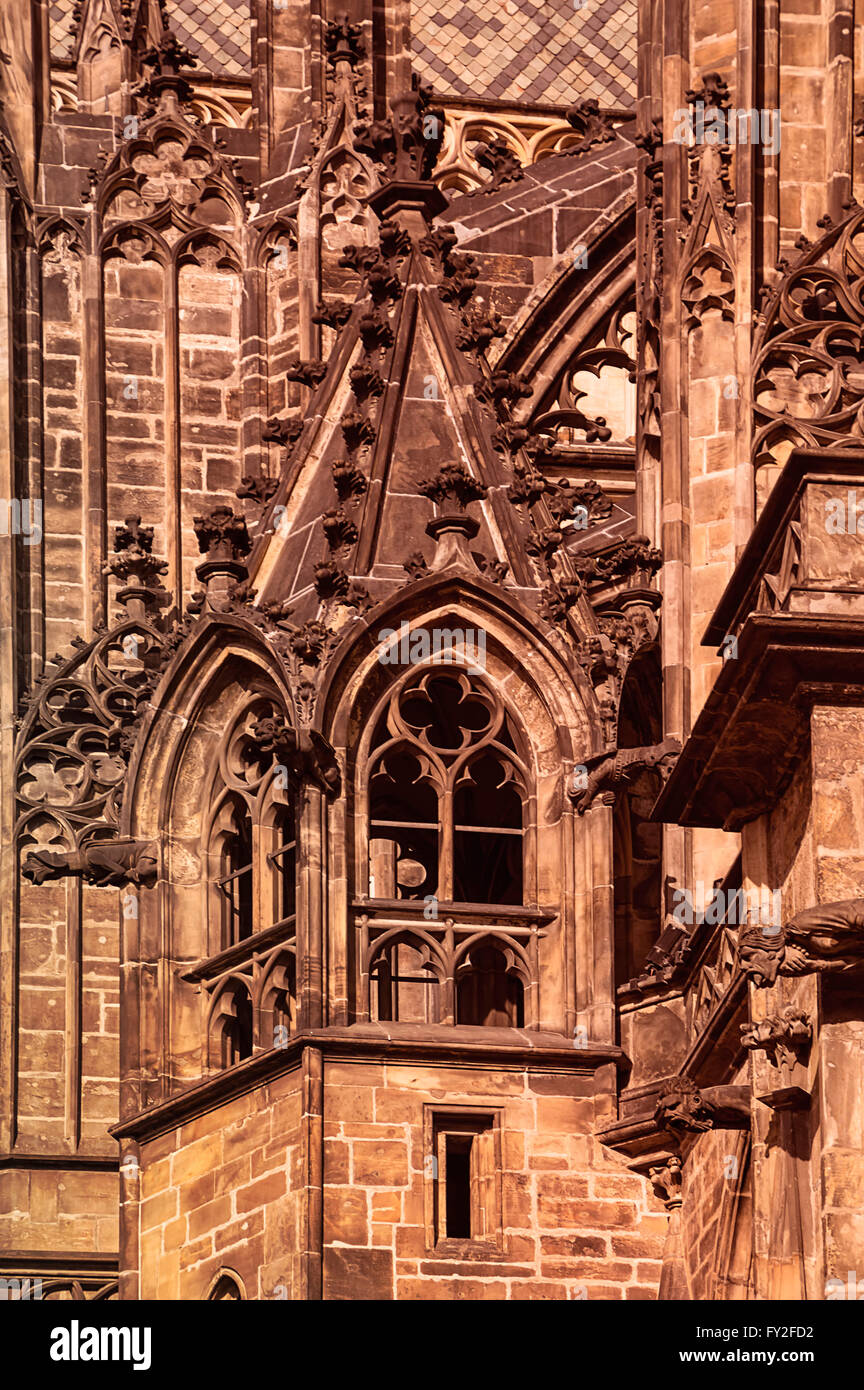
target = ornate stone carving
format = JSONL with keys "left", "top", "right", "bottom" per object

{"left": 475, "top": 371, "right": 532, "bottom": 411}
{"left": 22, "top": 838, "right": 159, "bottom": 888}
{"left": 752, "top": 208, "right": 864, "bottom": 469}
{"left": 193, "top": 508, "right": 250, "bottom": 562}
{"left": 648, "top": 1155, "right": 683, "bottom": 1209}
{"left": 248, "top": 708, "right": 341, "bottom": 796}
{"left": 737, "top": 899, "right": 864, "bottom": 986}
{"left": 194, "top": 508, "right": 252, "bottom": 610}
{"left": 654, "top": 1076, "right": 751, "bottom": 1134}
{"left": 456, "top": 310, "right": 505, "bottom": 356}
{"left": 325, "top": 12, "right": 365, "bottom": 67}
{"left": 341, "top": 410, "right": 376, "bottom": 453}
{"left": 354, "top": 75, "right": 444, "bottom": 183}
{"left": 403, "top": 551, "right": 429, "bottom": 580}
{"left": 358, "top": 307, "right": 394, "bottom": 352}
{"left": 313, "top": 560, "right": 350, "bottom": 601}
{"left": 236, "top": 475, "right": 278, "bottom": 506}
{"left": 740, "top": 1008, "right": 812, "bottom": 1068}
{"left": 530, "top": 295, "right": 634, "bottom": 448}
{"left": 418, "top": 462, "right": 487, "bottom": 510}
{"left": 349, "top": 363, "right": 385, "bottom": 401}
{"left": 473, "top": 135, "right": 523, "bottom": 192}
{"left": 312, "top": 298, "right": 353, "bottom": 331}
{"left": 331, "top": 459, "right": 368, "bottom": 501}
{"left": 576, "top": 536, "right": 663, "bottom": 589}
{"left": 263, "top": 416, "right": 304, "bottom": 448}
{"left": 103, "top": 515, "right": 169, "bottom": 617}
{"left": 15, "top": 520, "right": 171, "bottom": 876}
{"left": 322, "top": 508, "right": 359, "bottom": 551}
{"left": 285, "top": 359, "right": 328, "bottom": 388}
{"left": 565, "top": 98, "right": 617, "bottom": 153}
{"left": 568, "top": 738, "right": 681, "bottom": 815}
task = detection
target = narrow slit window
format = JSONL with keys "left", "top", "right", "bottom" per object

{"left": 432, "top": 1114, "right": 499, "bottom": 1244}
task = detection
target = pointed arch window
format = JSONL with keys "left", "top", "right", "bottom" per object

{"left": 191, "top": 699, "right": 304, "bottom": 1070}
{"left": 366, "top": 671, "right": 528, "bottom": 906}
{"left": 214, "top": 797, "right": 254, "bottom": 948}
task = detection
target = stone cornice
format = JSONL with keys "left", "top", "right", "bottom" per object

{"left": 654, "top": 613, "right": 864, "bottom": 828}
{"left": 705, "top": 447, "right": 864, "bottom": 647}
{"left": 111, "top": 1027, "right": 625, "bottom": 1144}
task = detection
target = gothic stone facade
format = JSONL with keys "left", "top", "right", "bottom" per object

{"left": 2, "top": 0, "right": 864, "bottom": 1302}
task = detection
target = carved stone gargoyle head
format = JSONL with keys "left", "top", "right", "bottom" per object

{"left": 654, "top": 1075, "right": 751, "bottom": 1135}
{"left": 248, "top": 708, "right": 341, "bottom": 798}
{"left": 22, "top": 838, "right": 158, "bottom": 889}
{"left": 737, "top": 898, "right": 864, "bottom": 986}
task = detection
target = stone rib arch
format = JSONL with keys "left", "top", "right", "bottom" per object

{"left": 490, "top": 200, "right": 635, "bottom": 399}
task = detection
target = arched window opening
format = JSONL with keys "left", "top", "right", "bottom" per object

{"left": 259, "top": 949, "right": 296, "bottom": 1045}
{"left": 453, "top": 753, "right": 524, "bottom": 904}
{"left": 456, "top": 943, "right": 525, "bottom": 1027}
{"left": 216, "top": 799, "right": 253, "bottom": 948}
{"left": 206, "top": 1271, "right": 245, "bottom": 1300}
{"left": 196, "top": 699, "right": 306, "bottom": 1070}
{"left": 614, "top": 648, "right": 664, "bottom": 987}
{"left": 209, "top": 980, "right": 253, "bottom": 1069}
{"left": 367, "top": 671, "right": 528, "bottom": 906}
{"left": 370, "top": 934, "right": 442, "bottom": 1023}
{"left": 369, "top": 750, "right": 438, "bottom": 899}
{"left": 265, "top": 804, "right": 297, "bottom": 927}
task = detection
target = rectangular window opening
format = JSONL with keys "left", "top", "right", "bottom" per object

{"left": 432, "top": 1114, "right": 499, "bottom": 1245}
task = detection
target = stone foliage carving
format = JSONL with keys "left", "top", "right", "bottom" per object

{"left": 740, "top": 1008, "right": 812, "bottom": 1068}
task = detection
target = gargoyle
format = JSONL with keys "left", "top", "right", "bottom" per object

{"left": 249, "top": 712, "right": 341, "bottom": 797}
{"left": 737, "top": 898, "right": 864, "bottom": 986}
{"left": 654, "top": 1076, "right": 751, "bottom": 1134}
{"left": 568, "top": 738, "right": 681, "bottom": 815}
{"left": 22, "top": 838, "right": 158, "bottom": 888}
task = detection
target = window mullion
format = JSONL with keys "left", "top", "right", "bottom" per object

{"left": 438, "top": 783, "right": 453, "bottom": 901}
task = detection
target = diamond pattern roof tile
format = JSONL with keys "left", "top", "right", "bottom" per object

{"left": 411, "top": 0, "right": 636, "bottom": 107}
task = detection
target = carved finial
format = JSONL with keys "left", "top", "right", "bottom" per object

{"left": 419, "top": 464, "right": 487, "bottom": 573}
{"left": 103, "top": 515, "right": 169, "bottom": 620}
{"left": 355, "top": 75, "right": 447, "bottom": 226}
{"left": 135, "top": 26, "right": 196, "bottom": 116}
{"left": 193, "top": 507, "right": 251, "bottom": 610}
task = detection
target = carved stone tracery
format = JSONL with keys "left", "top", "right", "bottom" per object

{"left": 753, "top": 208, "right": 864, "bottom": 483}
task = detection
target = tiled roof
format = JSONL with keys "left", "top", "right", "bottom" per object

{"left": 48, "top": 0, "right": 251, "bottom": 76}
{"left": 411, "top": 0, "right": 636, "bottom": 108}
{"left": 169, "top": 0, "right": 251, "bottom": 76}
{"left": 49, "top": 0, "right": 76, "bottom": 58}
